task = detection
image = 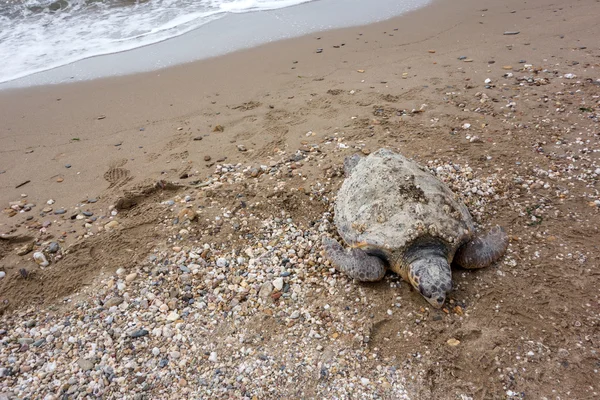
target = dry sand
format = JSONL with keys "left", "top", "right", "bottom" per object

{"left": 1, "top": 0, "right": 600, "bottom": 398}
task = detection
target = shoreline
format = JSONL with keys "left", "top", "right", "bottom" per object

{"left": 1, "top": 0, "right": 432, "bottom": 89}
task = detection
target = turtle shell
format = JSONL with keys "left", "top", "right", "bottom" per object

{"left": 334, "top": 149, "right": 475, "bottom": 257}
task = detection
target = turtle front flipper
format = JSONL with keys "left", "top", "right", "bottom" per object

{"left": 322, "top": 237, "right": 386, "bottom": 282}
{"left": 454, "top": 226, "right": 509, "bottom": 269}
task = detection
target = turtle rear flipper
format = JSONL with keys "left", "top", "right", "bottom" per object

{"left": 454, "top": 226, "right": 509, "bottom": 269}
{"left": 322, "top": 237, "right": 386, "bottom": 281}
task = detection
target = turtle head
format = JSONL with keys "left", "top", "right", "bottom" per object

{"left": 408, "top": 256, "right": 452, "bottom": 308}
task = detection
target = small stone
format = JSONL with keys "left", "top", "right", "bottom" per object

{"left": 179, "top": 265, "right": 191, "bottom": 273}
{"left": 204, "top": 155, "right": 211, "bottom": 162}
{"left": 213, "top": 125, "right": 224, "bottom": 132}
{"left": 16, "top": 242, "right": 34, "bottom": 256}
{"left": 152, "top": 347, "right": 160, "bottom": 356}
{"left": 503, "top": 31, "right": 520, "bottom": 35}
{"left": 56, "top": 177, "right": 64, "bottom": 183}
{"left": 193, "top": 136, "right": 203, "bottom": 141}
{"left": 557, "top": 348, "right": 569, "bottom": 359}
{"left": 103, "top": 296, "right": 124, "bottom": 308}
{"left": 272, "top": 278, "right": 284, "bottom": 291}
{"left": 361, "top": 148, "right": 371, "bottom": 155}
{"left": 216, "top": 258, "right": 228, "bottom": 268}
{"left": 447, "top": 338, "right": 460, "bottom": 346}
{"left": 65, "top": 164, "right": 71, "bottom": 168}
{"left": 130, "top": 329, "right": 149, "bottom": 338}
{"left": 208, "top": 352, "right": 218, "bottom": 362}
{"left": 361, "top": 378, "right": 370, "bottom": 385}
{"left": 290, "top": 310, "right": 300, "bottom": 319}
{"left": 54, "top": 209, "right": 66, "bottom": 215}
{"left": 82, "top": 211, "right": 93, "bottom": 217}
{"left": 237, "top": 144, "right": 247, "bottom": 152}
{"left": 18, "top": 338, "right": 34, "bottom": 345}
{"left": 105, "top": 220, "right": 119, "bottom": 231}
{"left": 0, "top": 271, "right": 5, "bottom": 279}
{"left": 166, "top": 312, "right": 180, "bottom": 322}
{"left": 259, "top": 282, "right": 273, "bottom": 298}
{"left": 125, "top": 273, "right": 137, "bottom": 282}
{"left": 77, "top": 358, "right": 94, "bottom": 371}
{"left": 33, "top": 252, "right": 50, "bottom": 267}
{"left": 47, "top": 242, "right": 59, "bottom": 253}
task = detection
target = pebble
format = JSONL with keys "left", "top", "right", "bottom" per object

{"left": 152, "top": 347, "right": 161, "bottom": 356}
{"left": 130, "top": 329, "right": 149, "bottom": 338}
{"left": 0, "top": 271, "right": 5, "bottom": 279}
{"left": 166, "top": 312, "right": 180, "bottom": 322}
{"left": 15, "top": 242, "right": 34, "bottom": 256}
{"left": 105, "top": 220, "right": 119, "bottom": 231}
{"left": 259, "top": 282, "right": 273, "bottom": 298}
{"left": 77, "top": 358, "right": 94, "bottom": 371}
{"left": 216, "top": 257, "right": 228, "bottom": 267}
{"left": 125, "top": 272, "right": 138, "bottom": 282}
{"left": 47, "top": 242, "right": 60, "bottom": 253}
{"left": 447, "top": 338, "right": 461, "bottom": 346}
{"left": 209, "top": 352, "right": 218, "bottom": 362}
{"left": 237, "top": 144, "right": 247, "bottom": 152}
{"left": 103, "top": 296, "right": 124, "bottom": 308}
{"left": 273, "top": 277, "right": 284, "bottom": 291}
{"left": 54, "top": 209, "right": 66, "bottom": 215}
{"left": 33, "top": 252, "right": 50, "bottom": 267}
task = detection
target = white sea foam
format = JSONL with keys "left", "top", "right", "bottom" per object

{"left": 0, "top": 0, "right": 314, "bottom": 84}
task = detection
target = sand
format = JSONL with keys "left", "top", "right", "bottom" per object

{"left": 1, "top": 0, "right": 600, "bottom": 398}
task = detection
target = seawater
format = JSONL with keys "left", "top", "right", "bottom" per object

{"left": 0, "top": 0, "right": 432, "bottom": 87}
{"left": 0, "top": 0, "right": 314, "bottom": 84}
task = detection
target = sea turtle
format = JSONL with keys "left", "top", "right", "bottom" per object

{"left": 322, "top": 149, "right": 509, "bottom": 308}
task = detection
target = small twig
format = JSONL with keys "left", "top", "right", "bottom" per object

{"left": 15, "top": 180, "right": 30, "bottom": 189}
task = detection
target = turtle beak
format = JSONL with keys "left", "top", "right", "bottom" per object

{"left": 425, "top": 294, "right": 446, "bottom": 309}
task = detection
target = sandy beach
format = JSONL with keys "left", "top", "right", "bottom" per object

{"left": 1, "top": 0, "right": 600, "bottom": 398}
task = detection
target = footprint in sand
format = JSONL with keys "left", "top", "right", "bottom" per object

{"left": 104, "top": 159, "right": 132, "bottom": 188}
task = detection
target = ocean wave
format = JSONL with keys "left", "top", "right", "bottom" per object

{"left": 0, "top": 0, "right": 314, "bottom": 83}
